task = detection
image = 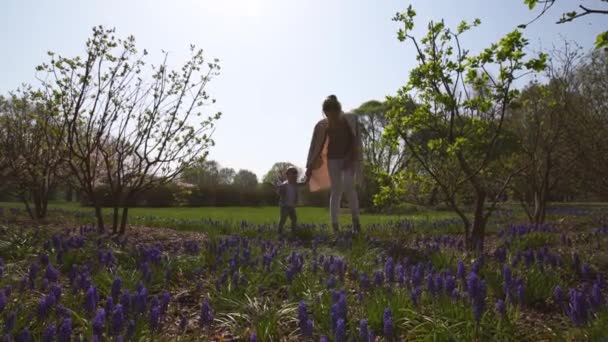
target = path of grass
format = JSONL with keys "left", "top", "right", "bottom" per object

{"left": 0, "top": 201, "right": 456, "bottom": 226}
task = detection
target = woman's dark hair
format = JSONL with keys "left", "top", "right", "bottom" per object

{"left": 322, "top": 94, "right": 342, "bottom": 113}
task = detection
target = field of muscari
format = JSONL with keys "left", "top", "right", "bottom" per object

{"left": 1, "top": 205, "right": 608, "bottom": 341}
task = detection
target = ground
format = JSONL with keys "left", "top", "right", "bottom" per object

{"left": 0, "top": 202, "right": 607, "bottom": 341}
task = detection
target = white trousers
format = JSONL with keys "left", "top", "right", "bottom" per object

{"left": 328, "top": 159, "right": 360, "bottom": 225}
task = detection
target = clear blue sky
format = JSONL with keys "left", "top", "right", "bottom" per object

{"left": 1, "top": 0, "right": 604, "bottom": 179}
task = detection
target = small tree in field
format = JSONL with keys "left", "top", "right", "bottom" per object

{"left": 384, "top": 7, "right": 547, "bottom": 252}
{"left": 37, "top": 26, "right": 221, "bottom": 234}
{"left": 508, "top": 43, "right": 583, "bottom": 224}
{"left": 0, "top": 87, "right": 67, "bottom": 219}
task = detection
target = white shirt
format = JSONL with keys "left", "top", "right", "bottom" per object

{"left": 279, "top": 181, "right": 298, "bottom": 207}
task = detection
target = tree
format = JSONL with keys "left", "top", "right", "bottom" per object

{"left": 0, "top": 87, "right": 67, "bottom": 219}
{"left": 262, "top": 162, "right": 301, "bottom": 185}
{"left": 218, "top": 167, "right": 236, "bottom": 185}
{"left": 384, "top": 7, "right": 547, "bottom": 252}
{"left": 508, "top": 43, "right": 583, "bottom": 223}
{"left": 37, "top": 26, "right": 221, "bottom": 234}
{"left": 233, "top": 169, "right": 259, "bottom": 189}
{"left": 353, "top": 99, "right": 413, "bottom": 209}
{"left": 521, "top": 0, "right": 608, "bottom": 49}
{"left": 180, "top": 160, "right": 238, "bottom": 187}
{"left": 567, "top": 49, "right": 608, "bottom": 198}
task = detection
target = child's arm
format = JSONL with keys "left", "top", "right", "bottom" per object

{"left": 277, "top": 183, "right": 286, "bottom": 197}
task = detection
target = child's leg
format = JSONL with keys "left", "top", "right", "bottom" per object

{"left": 278, "top": 206, "right": 288, "bottom": 233}
{"left": 288, "top": 207, "right": 297, "bottom": 230}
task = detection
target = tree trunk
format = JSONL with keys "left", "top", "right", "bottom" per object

{"left": 66, "top": 185, "right": 73, "bottom": 202}
{"left": 119, "top": 207, "right": 129, "bottom": 235}
{"left": 470, "top": 191, "right": 487, "bottom": 254}
{"left": 22, "top": 196, "right": 34, "bottom": 220}
{"left": 93, "top": 204, "right": 105, "bottom": 233}
{"left": 112, "top": 206, "right": 120, "bottom": 235}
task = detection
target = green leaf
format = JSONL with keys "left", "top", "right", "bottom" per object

{"left": 595, "top": 31, "right": 608, "bottom": 49}
{"left": 524, "top": 0, "right": 539, "bottom": 9}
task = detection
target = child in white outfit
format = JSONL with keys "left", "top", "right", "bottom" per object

{"left": 277, "top": 167, "right": 302, "bottom": 234}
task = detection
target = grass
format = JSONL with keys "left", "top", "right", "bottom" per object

{"left": 0, "top": 201, "right": 456, "bottom": 226}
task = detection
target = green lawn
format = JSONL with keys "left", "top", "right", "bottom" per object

{"left": 0, "top": 201, "right": 456, "bottom": 226}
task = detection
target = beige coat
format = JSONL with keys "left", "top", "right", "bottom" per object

{"left": 306, "top": 113, "right": 363, "bottom": 192}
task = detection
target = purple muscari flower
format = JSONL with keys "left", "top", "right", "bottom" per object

{"left": 396, "top": 264, "right": 405, "bottom": 285}
{"left": 471, "top": 257, "right": 483, "bottom": 273}
{"left": 553, "top": 285, "right": 565, "bottom": 305}
{"left": 41, "top": 278, "right": 49, "bottom": 292}
{"left": 337, "top": 291, "right": 347, "bottom": 321}
{"left": 444, "top": 274, "right": 456, "bottom": 296}
{"left": 17, "top": 328, "right": 33, "bottom": 342}
{"left": 149, "top": 304, "right": 161, "bottom": 331}
{"left": 120, "top": 290, "right": 131, "bottom": 313}
{"left": 383, "top": 308, "right": 394, "bottom": 339}
{"left": 494, "top": 247, "right": 507, "bottom": 263}
{"left": 0, "top": 292, "right": 5, "bottom": 313}
{"left": 38, "top": 293, "right": 57, "bottom": 318}
{"left": 58, "top": 317, "right": 72, "bottom": 342}
{"left": 410, "top": 287, "right": 421, "bottom": 306}
{"left": 41, "top": 323, "right": 56, "bottom": 342}
{"left": 4, "top": 311, "right": 15, "bottom": 333}
{"left": 40, "top": 253, "right": 50, "bottom": 266}
{"left": 50, "top": 284, "right": 62, "bottom": 301}
{"left": 111, "top": 304, "right": 125, "bottom": 336}
{"left": 426, "top": 274, "right": 436, "bottom": 296}
{"left": 360, "top": 272, "right": 370, "bottom": 290}
{"left": 298, "top": 301, "right": 311, "bottom": 337}
{"left": 200, "top": 298, "right": 214, "bottom": 327}
{"left": 92, "top": 309, "right": 106, "bottom": 337}
{"left": 84, "top": 286, "right": 98, "bottom": 315}
{"left": 385, "top": 258, "right": 395, "bottom": 283}
{"left": 160, "top": 290, "right": 170, "bottom": 314}
{"left": 334, "top": 318, "right": 346, "bottom": 342}
{"left": 105, "top": 297, "right": 114, "bottom": 315}
{"left": 495, "top": 299, "right": 506, "bottom": 317}
{"left": 325, "top": 276, "right": 337, "bottom": 289}
{"left": 590, "top": 282, "right": 604, "bottom": 311}
{"left": 136, "top": 281, "right": 144, "bottom": 293}
{"left": 125, "top": 319, "right": 135, "bottom": 341}
{"left": 249, "top": 333, "right": 258, "bottom": 342}
{"left": 434, "top": 273, "right": 444, "bottom": 294}
{"left": 303, "top": 319, "right": 314, "bottom": 338}
{"left": 28, "top": 263, "right": 40, "bottom": 288}
{"left": 413, "top": 263, "right": 424, "bottom": 287}
{"left": 467, "top": 272, "right": 487, "bottom": 322}
{"left": 581, "top": 264, "right": 592, "bottom": 280}
{"left": 516, "top": 284, "right": 525, "bottom": 304}
{"left": 456, "top": 260, "right": 465, "bottom": 280}
{"left": 151, "top": 296, "right": 159, "bottom": 309}
{"left": 374, "top": 271, "right": 384, "bottom": 286}
{"left": 45, "top": 264, "right": 59, "bottom": 283}
{"left": 111, "top": 277, "right": 122, "bottom": 299}
{"left": 502, "top": 264, "right": 512, "bottom": 286}
{"left": 142, "top": 263, "right": 152, "bottom": 283}
{"left": 360, "top": 319, "right": 370, "bottom": 342}
{"left": 133, "top": 287, "right": 148, "bottom": 315}
{"left": 319, "top": 337, "right": 329, "bottom": 342}
{"left": 567, "top": 289, "right": 590, "bottom": 326}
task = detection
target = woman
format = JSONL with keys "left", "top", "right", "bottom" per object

{"left": 305, "top": 95, "right": 363, "bottom": 234}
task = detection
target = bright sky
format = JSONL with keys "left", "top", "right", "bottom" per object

{"left": 1, "top": 0, "right": 604, "bottom": 178}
